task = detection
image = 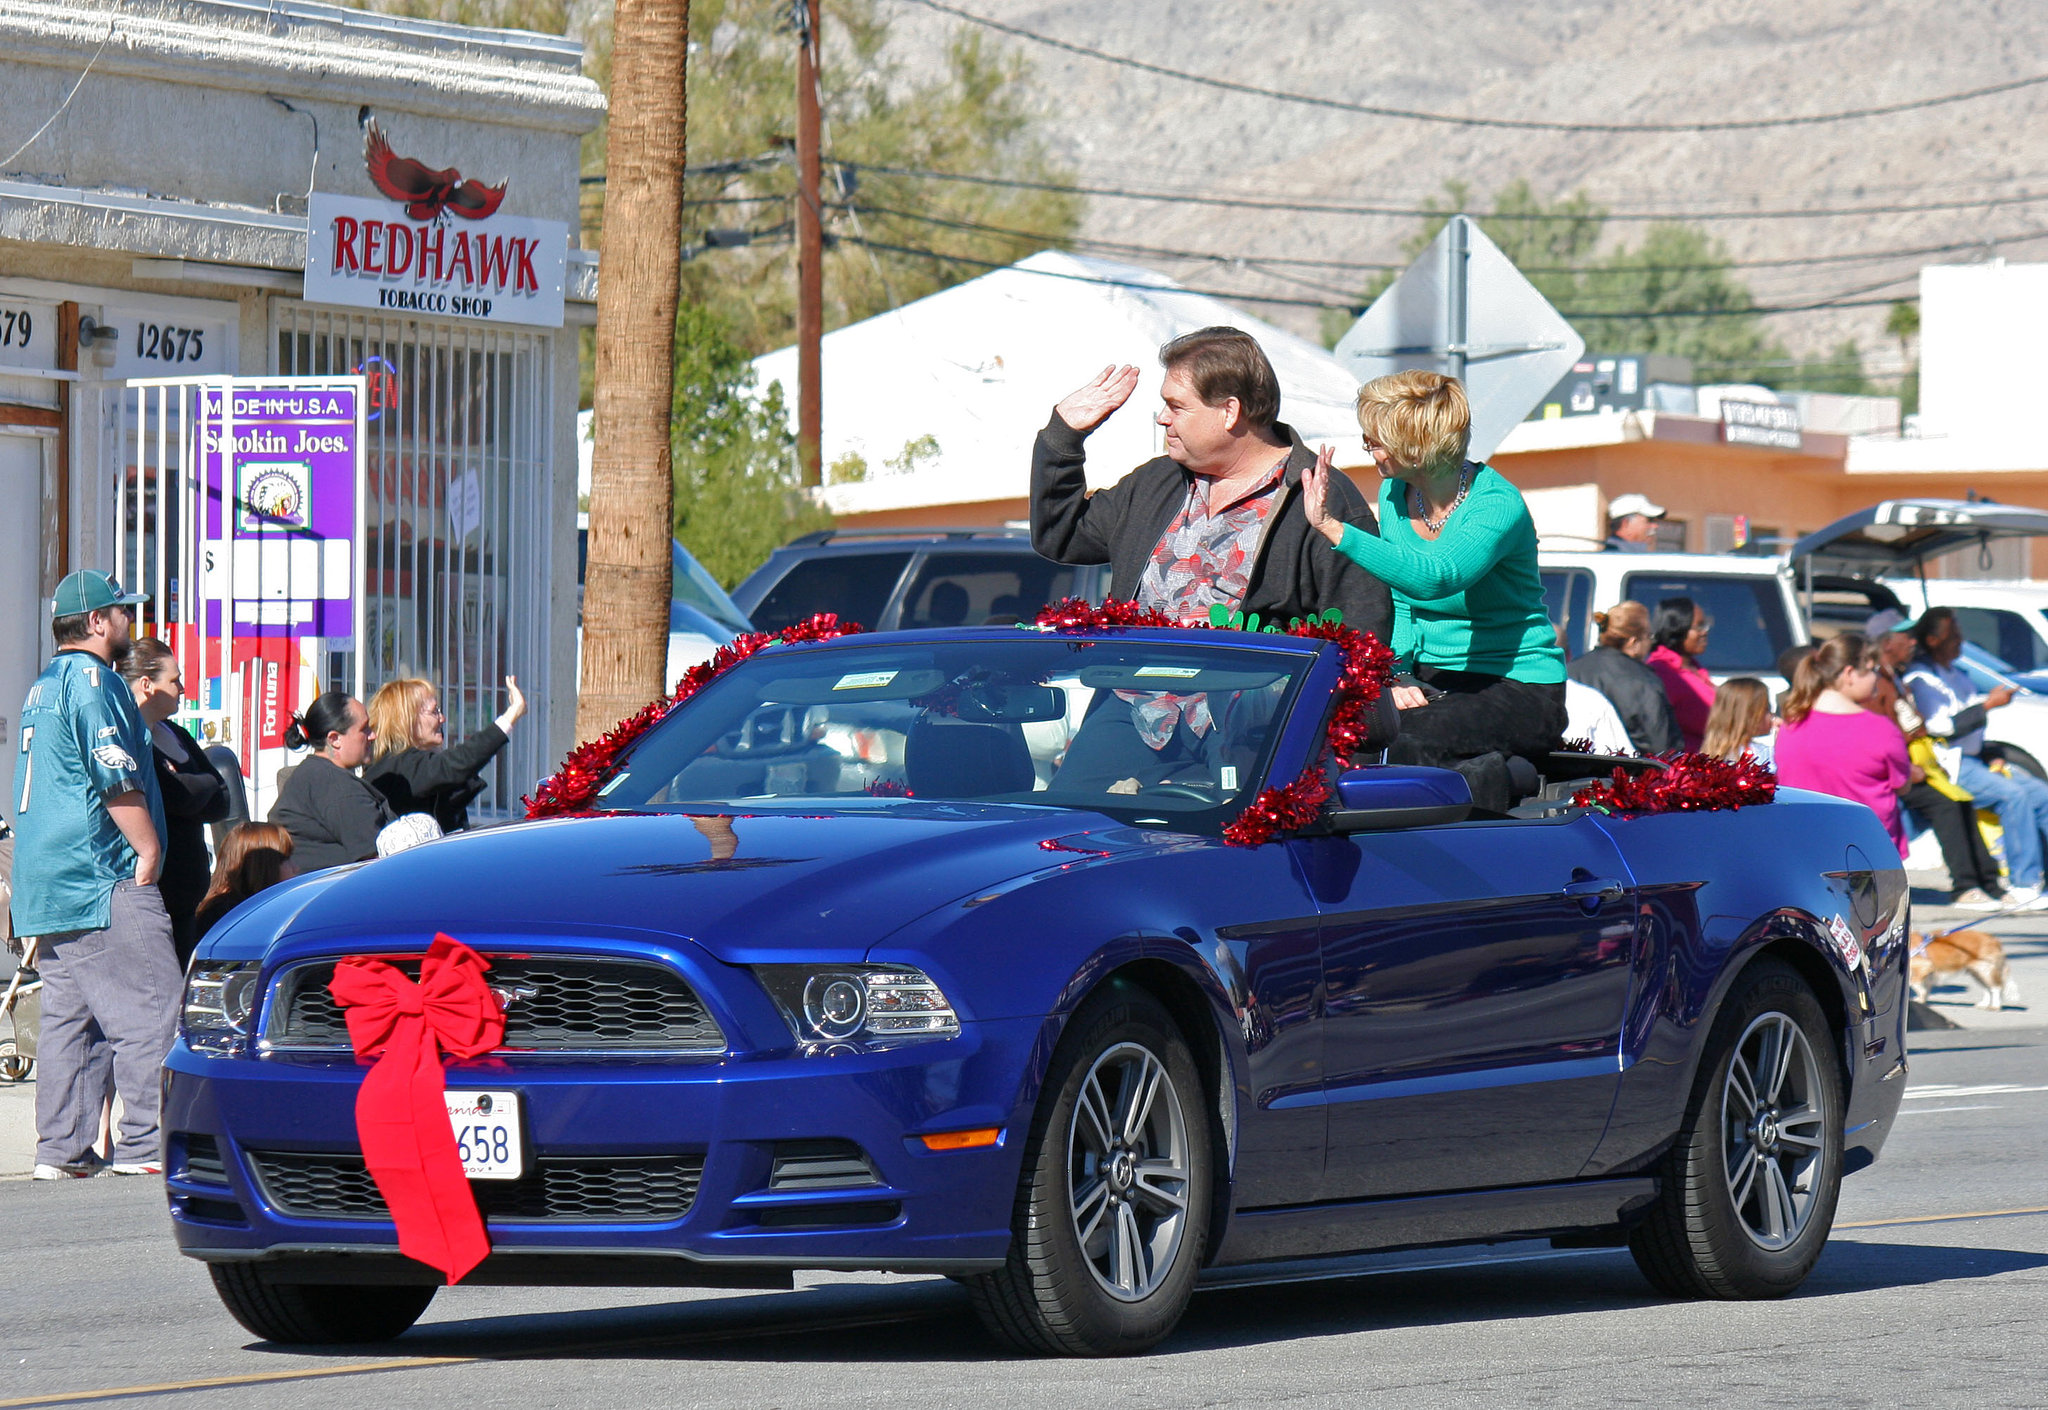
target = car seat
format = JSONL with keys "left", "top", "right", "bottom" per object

{"left": 904, "top": 718, "right": 1034, "bottom": 798}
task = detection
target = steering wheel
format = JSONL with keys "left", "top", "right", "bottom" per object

{"left": 1141, "top": 782, "right": 1221, "bottom": 803}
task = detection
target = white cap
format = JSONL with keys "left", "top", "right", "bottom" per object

{"left": 376, "top": 813, "right": 445, "bottom": 858}
{"left": 1608, "top": 493, "right": 1666, "bottom": 520}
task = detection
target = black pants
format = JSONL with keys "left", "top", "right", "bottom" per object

{"left": 1385, "top": 667, "right": 1568, "bottom": 813}
{"left": 1902, "top": 782, "right": 2003, "bottom": 895}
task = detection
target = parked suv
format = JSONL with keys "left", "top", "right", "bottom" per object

{"left": 1538, "top": 548, "right": 1807, "bottom": 685}
{"left": 732, "top": 527, "right": 1108, "bottom": 633}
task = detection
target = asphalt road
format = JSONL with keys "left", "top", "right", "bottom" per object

{"left": 5, "top": 1017, "right": 2045, "bottom": 1410}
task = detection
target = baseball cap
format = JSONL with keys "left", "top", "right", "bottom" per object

{"left": 51, "top": 570, "right": 148, "bottom": 618}
{"left": 1865, "top": 607, "right": 1919, "bottom": 636}
{"left": 1608, "top": 493, "right": 1666, "bottom": 519}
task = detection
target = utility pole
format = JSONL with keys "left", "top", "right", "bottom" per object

{"left": 1445, "top": 213, "right": 1470, "bottom": 384}
{"left": 795, "top": 0, "right": 823, "bottom": 487}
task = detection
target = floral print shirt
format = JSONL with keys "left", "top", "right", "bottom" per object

{"left": 1122, "top": 460, "right": 1287, "bottom": 749}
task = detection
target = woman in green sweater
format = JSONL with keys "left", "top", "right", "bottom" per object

{"left": 1302, "top": 370, "right": 1567, "bottom": 811}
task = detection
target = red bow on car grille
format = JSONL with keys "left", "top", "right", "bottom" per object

{"left": 329, "top": 934, "right": 506, "bottom": 1284}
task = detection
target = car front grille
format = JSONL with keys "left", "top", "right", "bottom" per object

{"left": 262, "top": 955, "right": 725, "bottom": 1053}
{"left": 245, "top": 1150, "right": 706, "bottom": 1224}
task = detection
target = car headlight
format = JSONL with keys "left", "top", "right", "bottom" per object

{"left": 183, "top": 962, "right": 261, "bottom": 1049}
{"left": 754, "top": 964, "right": 961, "bottom": 1054}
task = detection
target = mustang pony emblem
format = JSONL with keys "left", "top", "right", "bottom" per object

{"left": 364, "top": 120, "right": 508, "bottom": 222}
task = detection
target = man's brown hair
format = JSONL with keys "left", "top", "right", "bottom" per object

{"left": 1158, "top": 327, "right": 1281, "bottom": 430}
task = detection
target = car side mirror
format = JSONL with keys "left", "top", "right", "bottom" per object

{"left": 1326, "top": 765, "right": 1472, "bottom": 832}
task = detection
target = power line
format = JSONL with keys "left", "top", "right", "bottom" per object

{"left": 841, "top": 234, "right": 1922, "bottom": 318}
{"left": 894, "top": 0, "right": 2048, "bottom": 134}
{"left": 833, "top": 199, "right": 2048, "bottom": 279}
{"left": 835, "top": 159, "right": 2048, "bottom": 223}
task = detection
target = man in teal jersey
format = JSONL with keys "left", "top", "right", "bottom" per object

{"left": 10, "top": 571, "right": 179, "bottom": 1178}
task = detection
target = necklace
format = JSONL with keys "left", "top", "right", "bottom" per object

{"left": 1409, "top": 464, "right": 1473, "bottom": 534}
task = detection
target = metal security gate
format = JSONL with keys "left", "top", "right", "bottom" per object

{"left": 273, "top": 302, "right": 553, "bottom": 819}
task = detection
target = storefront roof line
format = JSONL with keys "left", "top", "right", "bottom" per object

{"left": 2, "top": 0, "right": 605, "bottom": 136}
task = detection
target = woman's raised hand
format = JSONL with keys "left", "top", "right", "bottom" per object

{"left": 502, "top": 675, "right": 528, "bottom": 728}
{"left": 1302, "top": 444, "right": 1344, "bottom": 544}
{"left": 1054, "top": 364, "right": 1141, "bottom": 433}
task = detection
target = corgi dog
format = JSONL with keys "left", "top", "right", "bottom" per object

{"left": 1909, "top": 929, "right": 2020, "bottom": 1010}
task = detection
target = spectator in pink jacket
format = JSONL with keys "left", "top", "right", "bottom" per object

{"left": 1774, "top": 633, "right": 1914, "bottom": 857}
{"left": 1647, "top": 597, "right": 1717, "bottom": 752}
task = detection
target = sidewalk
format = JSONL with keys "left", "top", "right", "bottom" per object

{"left": 0, "top": 1077, "right": 30, "bottom": 1177}
{"left": 1906, "top": 870, "right": 2045, "bottom": 1031}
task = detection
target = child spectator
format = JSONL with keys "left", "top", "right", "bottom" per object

{"left": 194, "top": 823, "right": 296, "bottom": 940}
{"left": 1701, "top": 677, "right": 1775, "bottom": 768}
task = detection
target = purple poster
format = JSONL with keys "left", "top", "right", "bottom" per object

{"left": 197, "top": 382, "right": 362, "bottom": 639}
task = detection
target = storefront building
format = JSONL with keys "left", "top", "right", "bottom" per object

{"left": 0, "top": 0, "right": 602, "bottom": 815}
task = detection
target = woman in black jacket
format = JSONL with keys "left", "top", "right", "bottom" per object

{"left": 1565, "top": 601, "right": 1683, "bottom": 755}
{"left": 119, "top": 639, "right": 231, "bottom": 965}
{"left": 269, "top": 692, "right": 392, "bottom": 872}
{"left": 362, "top": 675, "right": 527, "bottom": 833}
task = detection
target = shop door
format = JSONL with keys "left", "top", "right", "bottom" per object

{"left": 0, "top": 430, "right": 44, "bottom": 814}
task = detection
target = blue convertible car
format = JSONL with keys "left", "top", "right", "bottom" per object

{"left": 166, "top": 625, "right": 1909, "bottom": 1355}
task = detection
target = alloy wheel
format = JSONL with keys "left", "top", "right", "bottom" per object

{"left": 1722, "top": 1012, "right": 1828, "bottom": 1251}
{"left": 1066, "top": 1040, "right": 1192, "bottom": 1302}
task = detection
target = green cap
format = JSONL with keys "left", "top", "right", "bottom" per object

{"left": 52, "top": 570, "right": 148, "bottom": 618}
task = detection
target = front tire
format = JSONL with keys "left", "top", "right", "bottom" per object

{"left": 1629, "top": 958, "right": 1843, "bottom": 1299}
{"left": 965, "top": 984, "right": 1210, "bottom": 1356}
{"left": 209, "top": 1263, "right": 436, "bottom": 1343}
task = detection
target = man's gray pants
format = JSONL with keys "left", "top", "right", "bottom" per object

{"left": 34, "top": 881, "right": 182, "bottom": 1166}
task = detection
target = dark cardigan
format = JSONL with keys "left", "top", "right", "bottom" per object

{"left": 1030, "top": 414, "right": 1393, "bottom": 644}
{"left": 269, "top": 753, "right": 393, "bottom": 872}
{"left": 149, "top": 719, "right": 232, "bottom": 964}
{"left": 361, "top": 724, "right": 509, "bottom": 834}
{"left": 1566, "top": 645, "right": 1684, "bottom": 756}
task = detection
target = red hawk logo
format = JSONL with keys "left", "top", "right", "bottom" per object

{"left": 363, "top": 120, "right": 508, "bottom": 222}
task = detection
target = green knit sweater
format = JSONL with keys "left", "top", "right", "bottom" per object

{"left": 1332, "top": 465, "right": 1567, "bottom": 683}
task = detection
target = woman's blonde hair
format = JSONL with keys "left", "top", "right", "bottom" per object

{"left": 1356, "top": 370, "right": 1471, "bottom": 482}
{"left": 1701, "top": 677, "right": 1772, "bottom": 760}
{"left": 1593, "top": 601, "right": 1651, "bottom": 651}
{"left": 367, "top": 677, "right": 435, "bottom": 762}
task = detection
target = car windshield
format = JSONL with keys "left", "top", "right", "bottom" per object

{"left": 592, "top": 634, "right": 1314, "bottom": 827}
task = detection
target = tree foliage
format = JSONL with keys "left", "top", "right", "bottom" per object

{"left": 1323, "top": 181, "right": 1878, "bottom": 396}
{"left": 670, "top": 304, "right": 831, "bottom": 587}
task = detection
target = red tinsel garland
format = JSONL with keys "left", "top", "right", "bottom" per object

{"left": 525, "top": 599, "right": 1396, "bottom": 847}
{"left": 524, "top": 613, "right": 865, "bottom": 819}
{"left": 1572, "top": 751, "right": 1776, "bottom": 815}
{"left": 1030, "top": 598, "right": 1396, "bottom": 847}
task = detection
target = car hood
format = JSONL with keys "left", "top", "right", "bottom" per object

{"left": 209, "top": 804, "right": 1166, "bottom": 965}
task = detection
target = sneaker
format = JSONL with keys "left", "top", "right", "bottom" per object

{"left": 108, "top": 1161, "right": 163, "bottom": 1176}
{"left": 2001, "top": 885, "right": 2042, "bottom": 908}
{"left": 1951, "top": 888, "right": 2005, "bottom": 910}
{"left": 32, "top": 1160, "right": 101, "bottom": 1180}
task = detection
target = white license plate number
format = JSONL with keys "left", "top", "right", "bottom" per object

{"left": 445, "top": 1090, "right": 523, "bottom": 1180}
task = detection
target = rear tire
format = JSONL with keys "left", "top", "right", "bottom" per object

{"left": 964, "top": 983, "right": 1210, "bottom": 1356}
{"left": 0, "top": 1038, "right": 29, "bottom": 1082}
{"left": 209, "top": 1263, "right": 437, "bottom": 1343}
{"left": 2000, "top": 746, "right": 2046, "bottom": 782}
{"left": 1629, "top": 958, "right": 1842, "bottom": 1299}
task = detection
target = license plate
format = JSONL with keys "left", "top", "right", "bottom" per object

{"left": 445, "top": 1090, "right": 523, "bottom": 1180}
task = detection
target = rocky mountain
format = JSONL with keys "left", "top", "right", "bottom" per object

{"left": 874, "top": 0, "right": 2048, "bottom": 379}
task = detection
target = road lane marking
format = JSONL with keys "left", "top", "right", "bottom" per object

{"left": 1837, "top": 1204, "right": 2048, "bottom": 1229}
{"left": 1903, "top": 1084, "right": 2048, "bottom": 1099}
{"left": 1896, "top": 1104, "right": 2004, "bottom": 1114}
{"left": 0, "top": 1359, "right": 474, "bottom": 1409}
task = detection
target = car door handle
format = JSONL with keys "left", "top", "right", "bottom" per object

{"left": 1561, "top": 877, "right": 1626, "bottom": 906}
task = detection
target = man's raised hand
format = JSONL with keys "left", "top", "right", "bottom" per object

{"left": 1054, "top": 364, "right": 1141, "bottom": 433}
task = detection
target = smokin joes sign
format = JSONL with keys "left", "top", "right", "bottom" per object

{"left": 304, "top": 123, "right": 566, "bottom": 328}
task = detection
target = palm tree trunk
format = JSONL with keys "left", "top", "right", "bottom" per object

{"left": 578, "top": 0, "right": 688, "bottom": 739}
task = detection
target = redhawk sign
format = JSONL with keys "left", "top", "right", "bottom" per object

{"left": 306, "top": 191, "right": 566, "bottom": 328}
{"left": 303, "top": 123, "right": 564, "bottom": 325}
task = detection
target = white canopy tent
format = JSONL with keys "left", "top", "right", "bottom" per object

{"left": 751, "top": 251, "right": 1370, "bottom": 516}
